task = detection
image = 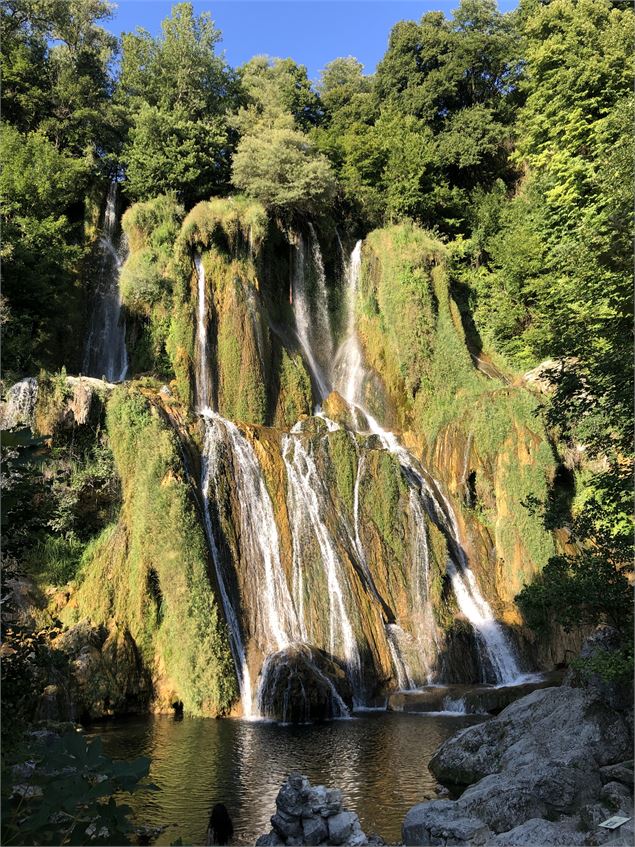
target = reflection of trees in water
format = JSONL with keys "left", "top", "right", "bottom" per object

{"left": 92, "top": 714, "right": 481, "bottom": 845}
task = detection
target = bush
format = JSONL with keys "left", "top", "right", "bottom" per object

{"left": 1, "top": 732, "right": 155, "bottom": 846}
{"left": 231, "top": 126, "right": 337, "bottom": 215}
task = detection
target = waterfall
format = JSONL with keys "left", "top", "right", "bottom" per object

{"left": 290, "top": 232, "right": 331, "bottom": 402}
{"left": 307, "top": 223, "right": 334, "bottom": 367}
{"left": 200, "top": 417, "right": 253, "bottom": 717}
{"left": 213, "top": 414, "right": 300, "bottom": 653}
{"left": 335, "top": 240, "right": 365, "bottom": 407}
{"left": 83, "top": 180, "right": 128, "bottom": 382}
{"left": 195, "top": 254, "right": 212, "bottom": 412}
{"left": 0, "top": 378, "right": 38, "bottom": 430}
{"left": 282, "top": 433, "right": 363, "bottom": 703}
{"left": 334, "top": 239, "right": 523, "bottom": 687}
{"left": 435, "top": 486, "right": 523, "bottom": 685}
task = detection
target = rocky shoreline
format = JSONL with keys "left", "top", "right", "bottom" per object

{"left": 401, "top": 629, "right": 633, "bottom": 847}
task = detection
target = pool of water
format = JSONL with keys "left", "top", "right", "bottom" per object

{"left": 90, "top": 711, "right": 485, "bottom": 845}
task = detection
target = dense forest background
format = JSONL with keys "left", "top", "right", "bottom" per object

{"left": 1, "top": 0, "right": 633, "bottom": 665}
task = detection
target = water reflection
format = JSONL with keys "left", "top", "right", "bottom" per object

{"left": 89, "top": 713, "right": 483, "bottom": 845}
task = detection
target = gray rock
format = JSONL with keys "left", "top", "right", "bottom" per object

{"left": 579, "top": 802, "right": 613, "bottom": 831}
{"left": 328, "top": 811, "right": 358, "bottom": 845}
{"left": 430, "top": 686, "right": 631, "bottom": 787}
{"left": 256, "top": 833, "right": 283, "bottom": 846}
{"left": 600, "top": 781, "right": 632, "bottom": 812}
{"left": 600, "top": 762, "right": 634, "bottom": 787}
{"left": 402, "top": 800, "right": 491, "bottom": 846}
{"left": 458, "top": 757, "right": 601, "bottom": 832}
{"left": 303, "top": 816, "right": 329, "bottom": 846}
{"left": 276, "top": 780, "right": 307, "bottom": 818}
{"left": 271, "top": 810, "right": 302, "bottom": 840}
{"left": 486, "top": 817, "right": 586, "bottom": 846}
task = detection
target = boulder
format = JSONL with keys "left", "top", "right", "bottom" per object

{"left": 327, "top": 811, "right": 357, "bottom": 845}
{"left": 599, "top": 761, "right": 634, "bottom": 787}
{"left": 599, "top": 781, "right": 632, "bottom": 813}
{"left": 257, "top": 644, "right": 352, "bottom": 723}
{"left": 485, "top": 817, "right": 586, "bottom": 846}
{"left": 429, "top": 686, "right": 631, "bottom": 786}
{"left": 402, "top": 800, "right": 491, "bottom": 846}
{"left": 403, "top": 631, "right": 634, "bottom": 846}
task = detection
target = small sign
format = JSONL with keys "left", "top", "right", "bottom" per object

{"left": 599, "top": 816, "right": 631, "bottom": 830}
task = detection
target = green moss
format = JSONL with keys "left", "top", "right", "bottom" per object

{"left": 359, "top": 224, "right": 444, "bottom": 420}
{"left": 74, "top": 387, "right": 236, "bottom": 715}
{"left": 362, "top": 449, "right": 407, "bottom": 560}
{"left": 358, "top": 222, "right": 560, "bottom": 596}
{"left": 275, "top": 348, "right": 312, "bottom": 428}
{"left": 327, "top": 430, "right": 358, "bottom": 514}
{"left": 177, "top": 195, "right": 267, "bottom": 256}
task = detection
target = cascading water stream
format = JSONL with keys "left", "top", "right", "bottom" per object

{"left": 195, "top": 254, "right": 212, "bottom": 411}
{"left": 200, "top": 419, "right": 253, "bottom": 717}
{"left": 334, "top": 239, "right": 523, "bottom": 686}
{"left": 282, "top": 433, "right": 363, "bottom": 704}
{"left": 290, "top": 233, "right": 331, "bottom": 403}
{"left": 215, "top": 415, "right": 300, "bottom": 653}
{"left": 83, "top": 180, "right": 128, "bottom": 382}
{"left": 0, "top": 378, "right": 39, "bottom": 430}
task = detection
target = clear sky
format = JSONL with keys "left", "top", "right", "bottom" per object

{"left": 106, "top": 0, "right": 517, "bottom": 81}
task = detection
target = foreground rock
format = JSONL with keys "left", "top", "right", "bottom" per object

{"left": 403, "top": 628, "right": 634, "bottom": 846}
{"left": 256, "top": 773, "right": 383, "bottom": 846}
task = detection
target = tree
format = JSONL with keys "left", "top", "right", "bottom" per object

{"left": 1, "top": 123, "right": 89, "bottom": 374}
{"left": 231, "top": 126, "right": 336, "bottom": 215}
{"left": 118, "top": 2, "right": 235, "bottom": 118}
{"left": 118, "top": 2, "right": 237, "bottom": 202}
{"left": 122, "top": 104, "right": 230, "bottom": 204}
{"left": 234, "top": 55, "right": 320, "bottom": 134}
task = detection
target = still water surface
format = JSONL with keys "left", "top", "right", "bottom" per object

{"left": 92, "top": 712, "right": 484, "bottom": 846}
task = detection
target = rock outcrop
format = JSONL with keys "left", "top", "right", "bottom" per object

{"left": 403, "top": 629, "right": 634, "bottom": 846}
{"left": 256, "top": 774, "right": 382, "bottom": 847}
{"left": 50, "top": 620, "right": 151, "bottom": 720}
{"left": 257, "top": 644, "right": 353, "bottom": 722}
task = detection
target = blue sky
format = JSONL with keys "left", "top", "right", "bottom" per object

{"left": 106, "top": 1, "right": 517, "bottom": 81}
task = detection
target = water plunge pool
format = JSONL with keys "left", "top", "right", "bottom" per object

{"left": 89, "top": 711, "right": 485, "bottom": 845}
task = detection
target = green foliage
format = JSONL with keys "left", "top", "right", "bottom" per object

{"left": 232, "top": 126, "right": 337, "bottom": 216}
{"left": 118, "top": 2, "right": 237, "bottom": 203}
{"left": 234, "top": 55, "right": 319, "bottom": 133}
{"left": 75, "top": 387, "right": 237, "bottom": 714}
{"left": 1, "top": 124, "right": 88, "bottom": 373}
{"left": 1, "top": 732, "right": 155, "bottom": 846}
{"left": 516, "top": 551, "right": 632, "bottom": 636}
{"left": 122, "top": 104, "right": 231, "bottom": 204}
{"left": 570, "top": 643, "right": 634, "bottom": 686}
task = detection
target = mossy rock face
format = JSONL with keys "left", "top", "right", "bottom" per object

{"left": 73, "top": 386, "right": 237, "bottom": 716}
{"left": 273, "top": 348, "right": 312, "bottom": 429}
{"left": 358, "top": 223, "right": 559, "bottom": 618}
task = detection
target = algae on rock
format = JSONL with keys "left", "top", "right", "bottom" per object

{"left": 71, "top": 386, "right": 236, "bottom": 715}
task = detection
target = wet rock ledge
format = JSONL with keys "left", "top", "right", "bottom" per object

{"left": 256, "top": 773, "right": 384, "bottom": 847}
